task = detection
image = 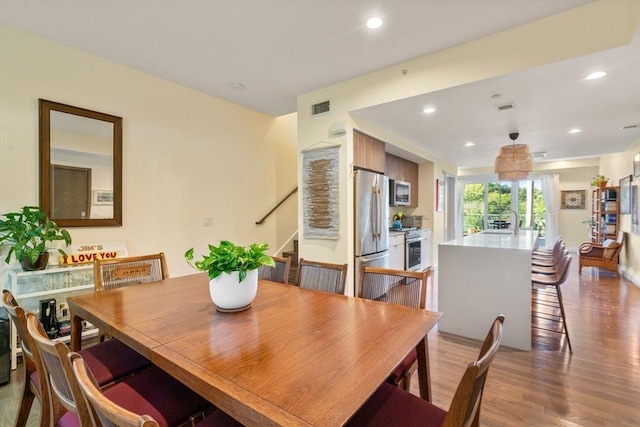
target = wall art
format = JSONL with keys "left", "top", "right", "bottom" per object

{"left": 302, "top": 144, "right": 340, "bottom": 239}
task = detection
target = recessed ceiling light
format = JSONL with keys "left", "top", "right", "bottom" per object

{"left": 584, "top": 71, "right": 606, "bottom": 80}
{"left": 464, "top": 142, "right": 475, "bottom": 147}
{"left": 422, "top": 107, "right": 436, "bottom": 114}
{"left": 569, "top": 128, "right": 582, "bottom": 134}
{"left": 366, "top": 17, "right": 383, "bottom": 29}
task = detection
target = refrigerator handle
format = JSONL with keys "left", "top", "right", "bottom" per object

{"left": 377, "top": 185, "right": 382, "bottom": 239}
{"left": 371, "top": 185, "right": 378, "bottom": 240}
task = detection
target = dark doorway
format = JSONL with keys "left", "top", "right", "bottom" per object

{"left": 51, "top": 165, "right": 91, "bottom": 219}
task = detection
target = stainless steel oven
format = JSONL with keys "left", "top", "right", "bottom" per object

{"left": 405, "top": 229, "right": 422, "bottom": 272}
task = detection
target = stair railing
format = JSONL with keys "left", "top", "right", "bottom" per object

{"left": 256, "top": 187, "right": 298, "bottom": 225}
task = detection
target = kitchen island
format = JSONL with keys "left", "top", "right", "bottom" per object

{"left": 438, "top": 230, "right": 538, "bottom": 350}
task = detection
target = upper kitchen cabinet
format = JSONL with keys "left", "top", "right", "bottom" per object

{"left": 353, "top": 130, "right": 385, "bottom": 174}
{"left": 386, "top": 153, "right": 419, "bottom": 207}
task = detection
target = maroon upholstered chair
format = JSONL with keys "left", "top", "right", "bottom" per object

{"left": 70, "top": 352, "right": 241, "bottom": 427}
{"left": 2, "top": 289, "right": 50, "bottom": 427}
{"left": 346, "top": 315, "right": 504, "bottom": 427}
{"left": 27, "top": 312, "right": 211, "bottom": 426}
{"left": 4, "top": 290, "right": 149, "bottom": 426}
{"left": 359, "top": 266, "right": 430, "bottom": 393}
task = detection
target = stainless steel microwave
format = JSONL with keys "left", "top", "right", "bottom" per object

{"left": 389, "top": 179, "right": 410, "bottom": 206}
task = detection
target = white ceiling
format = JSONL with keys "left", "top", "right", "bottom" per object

{"left": 2, "top": 0, "right": 639, "bottom": 169}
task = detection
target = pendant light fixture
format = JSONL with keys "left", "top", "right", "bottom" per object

{"left": 494, "top": 132, "right": 534, "bottom": 181}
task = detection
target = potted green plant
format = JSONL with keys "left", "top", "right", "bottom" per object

{"left": 185, "top": 240, "right": 274, "bottom": 312}
{"left": 0, "top": 206, "right": 72, "bottom": 270}
{"left": 591, "top": 174, "right": 609, "bottom": 188}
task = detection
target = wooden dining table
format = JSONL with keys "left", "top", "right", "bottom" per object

{"left": 67, "top": 274, "right": 442, "bottom": 426}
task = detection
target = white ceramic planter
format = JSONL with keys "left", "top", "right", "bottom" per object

{"left": 208, "top": 269, "right": 258, "bottom": 312}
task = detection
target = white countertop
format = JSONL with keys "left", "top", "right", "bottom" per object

{"left": 439, "top": 229, "right": 538, "bottom": 251}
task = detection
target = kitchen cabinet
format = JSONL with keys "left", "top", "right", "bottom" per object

{"left": 2, "top": 265, "right": 98, "bottom": 369}
{"left": 421, "top": 228, "right": 432, "bottom": 269}
{"left": 590, "top": 186, "right": 619, "bottom": 243}
{"left": 385, "top": 153, "right": 419, "bottom": 207}
{"left": 389, "top": 232, "right": 405, "bottom": 270}
{"left": 353, "top": 130, "right": 385, "bottom": 174}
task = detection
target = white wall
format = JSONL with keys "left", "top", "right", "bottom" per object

{"left": 0, "top": 26, "right": 298, "bottom": 277}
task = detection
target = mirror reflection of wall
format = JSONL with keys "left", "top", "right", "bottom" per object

{"left": 50, "top": 111, "right": 114, "bottom": 219}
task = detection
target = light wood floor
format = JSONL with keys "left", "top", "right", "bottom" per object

{"left": 1, "top": 261, "right": 639, "bottom": 426}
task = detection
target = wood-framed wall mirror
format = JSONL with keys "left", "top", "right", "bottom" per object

{"left": 39, "top": 99, "right": 122, "bottom": 227}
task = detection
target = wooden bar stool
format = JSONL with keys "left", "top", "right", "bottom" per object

{"left": 531, "top": 254, "right": 573, "bottom": 353}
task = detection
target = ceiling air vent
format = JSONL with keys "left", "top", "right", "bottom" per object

{"left": 620, "top": 124, "right": 639, "bottom": 130}
{"left": 533, "top": 151, "right": 547, "bottom": 159}
{"left": 311, "top": 100, "right": 330, "bottom": 116}
{"left": 495, "top": 102, "right": 516, "bottom": 111}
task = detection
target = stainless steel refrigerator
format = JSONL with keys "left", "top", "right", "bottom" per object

{"left": 354, "top": 169, "right": 389, "bottom": 297}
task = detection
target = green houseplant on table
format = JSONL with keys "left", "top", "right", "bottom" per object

{"left": 0, "top": 206, "right": 72, "bottom": 271}
{"left": 185, "top": 240, "right": 274, "bottom": 312}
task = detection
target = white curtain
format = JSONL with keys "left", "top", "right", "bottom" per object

{"left": 454, "top": 178, "right": 467, "bottom": 239}
{"left": 541, "top": 174, "right": 559, "bottom": 248}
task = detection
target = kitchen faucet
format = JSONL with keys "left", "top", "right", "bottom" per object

{"left": 510, "top": 209, "right": 519, "bottom": 234}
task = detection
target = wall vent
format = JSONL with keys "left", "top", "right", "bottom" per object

{"left": 495, "top": 102, "right": 516, "bottom": 111}
{"left": 311, "top": 100, "right": 330, "bottom": 116}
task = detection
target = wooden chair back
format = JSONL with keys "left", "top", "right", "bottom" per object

{"left": 26, "top": 312, "right": 92, "bottom": 426}
{"left": 296, "top": 258, "right": 348, "bottom": 294}
{"left": 360, "top": 266, "right": 429, "bottom": 309}
{"left": 258, "top": 255, "right": 292, "bottom": 284}
{"left": 444, "top": 315, "right": 504, "bottom": 427}
{"left": 70, "top": 352, "right": 160, "bottom": 427}
{"left": 94, "top": 253, "right": 169, "bottom": 292}
{"left": 2, "top": 289, "right": 53, "bottom": 427}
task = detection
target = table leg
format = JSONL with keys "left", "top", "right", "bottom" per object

{"left": 416, "top": 335, "right": 432, "bottom": 402}
{"left": 70, "top": 313, "right": 83, "bottom": 351}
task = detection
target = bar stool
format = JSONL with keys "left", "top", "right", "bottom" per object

{"left": 531, "top": 254, "right": 573, "bottom": 353}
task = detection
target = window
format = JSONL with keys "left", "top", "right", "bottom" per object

{"left": 463, "top": 179, "right": 546, "bottom": 237}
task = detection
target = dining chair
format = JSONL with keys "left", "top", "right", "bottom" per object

{"left": 2, "top": 289, "right": 51, "bottom": 427}
{"left": 94, "top": 253, "right": 169, "bottom": 292}
{"left": 531, "top": 253, "right": 573, "bottom": 353}
{"left": 94, "top": 252, "right": 169, "bottom": 341}
{"left": 296, "top": 258, "right": 348, "bottom": 294}
{"left": 346, "top": 315, "right": 505, "bottom": 427}
{"left": 258, "top": 255, "right": 291, "bottom": 284}
{"left": 25, "top": 312, "right": 156, "bottom": 426}
{"left": 70, "top": 352, "right": 242, "bottom": 427}
{"left": 359, "top": 266, "right": 430, "bottom": 392}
